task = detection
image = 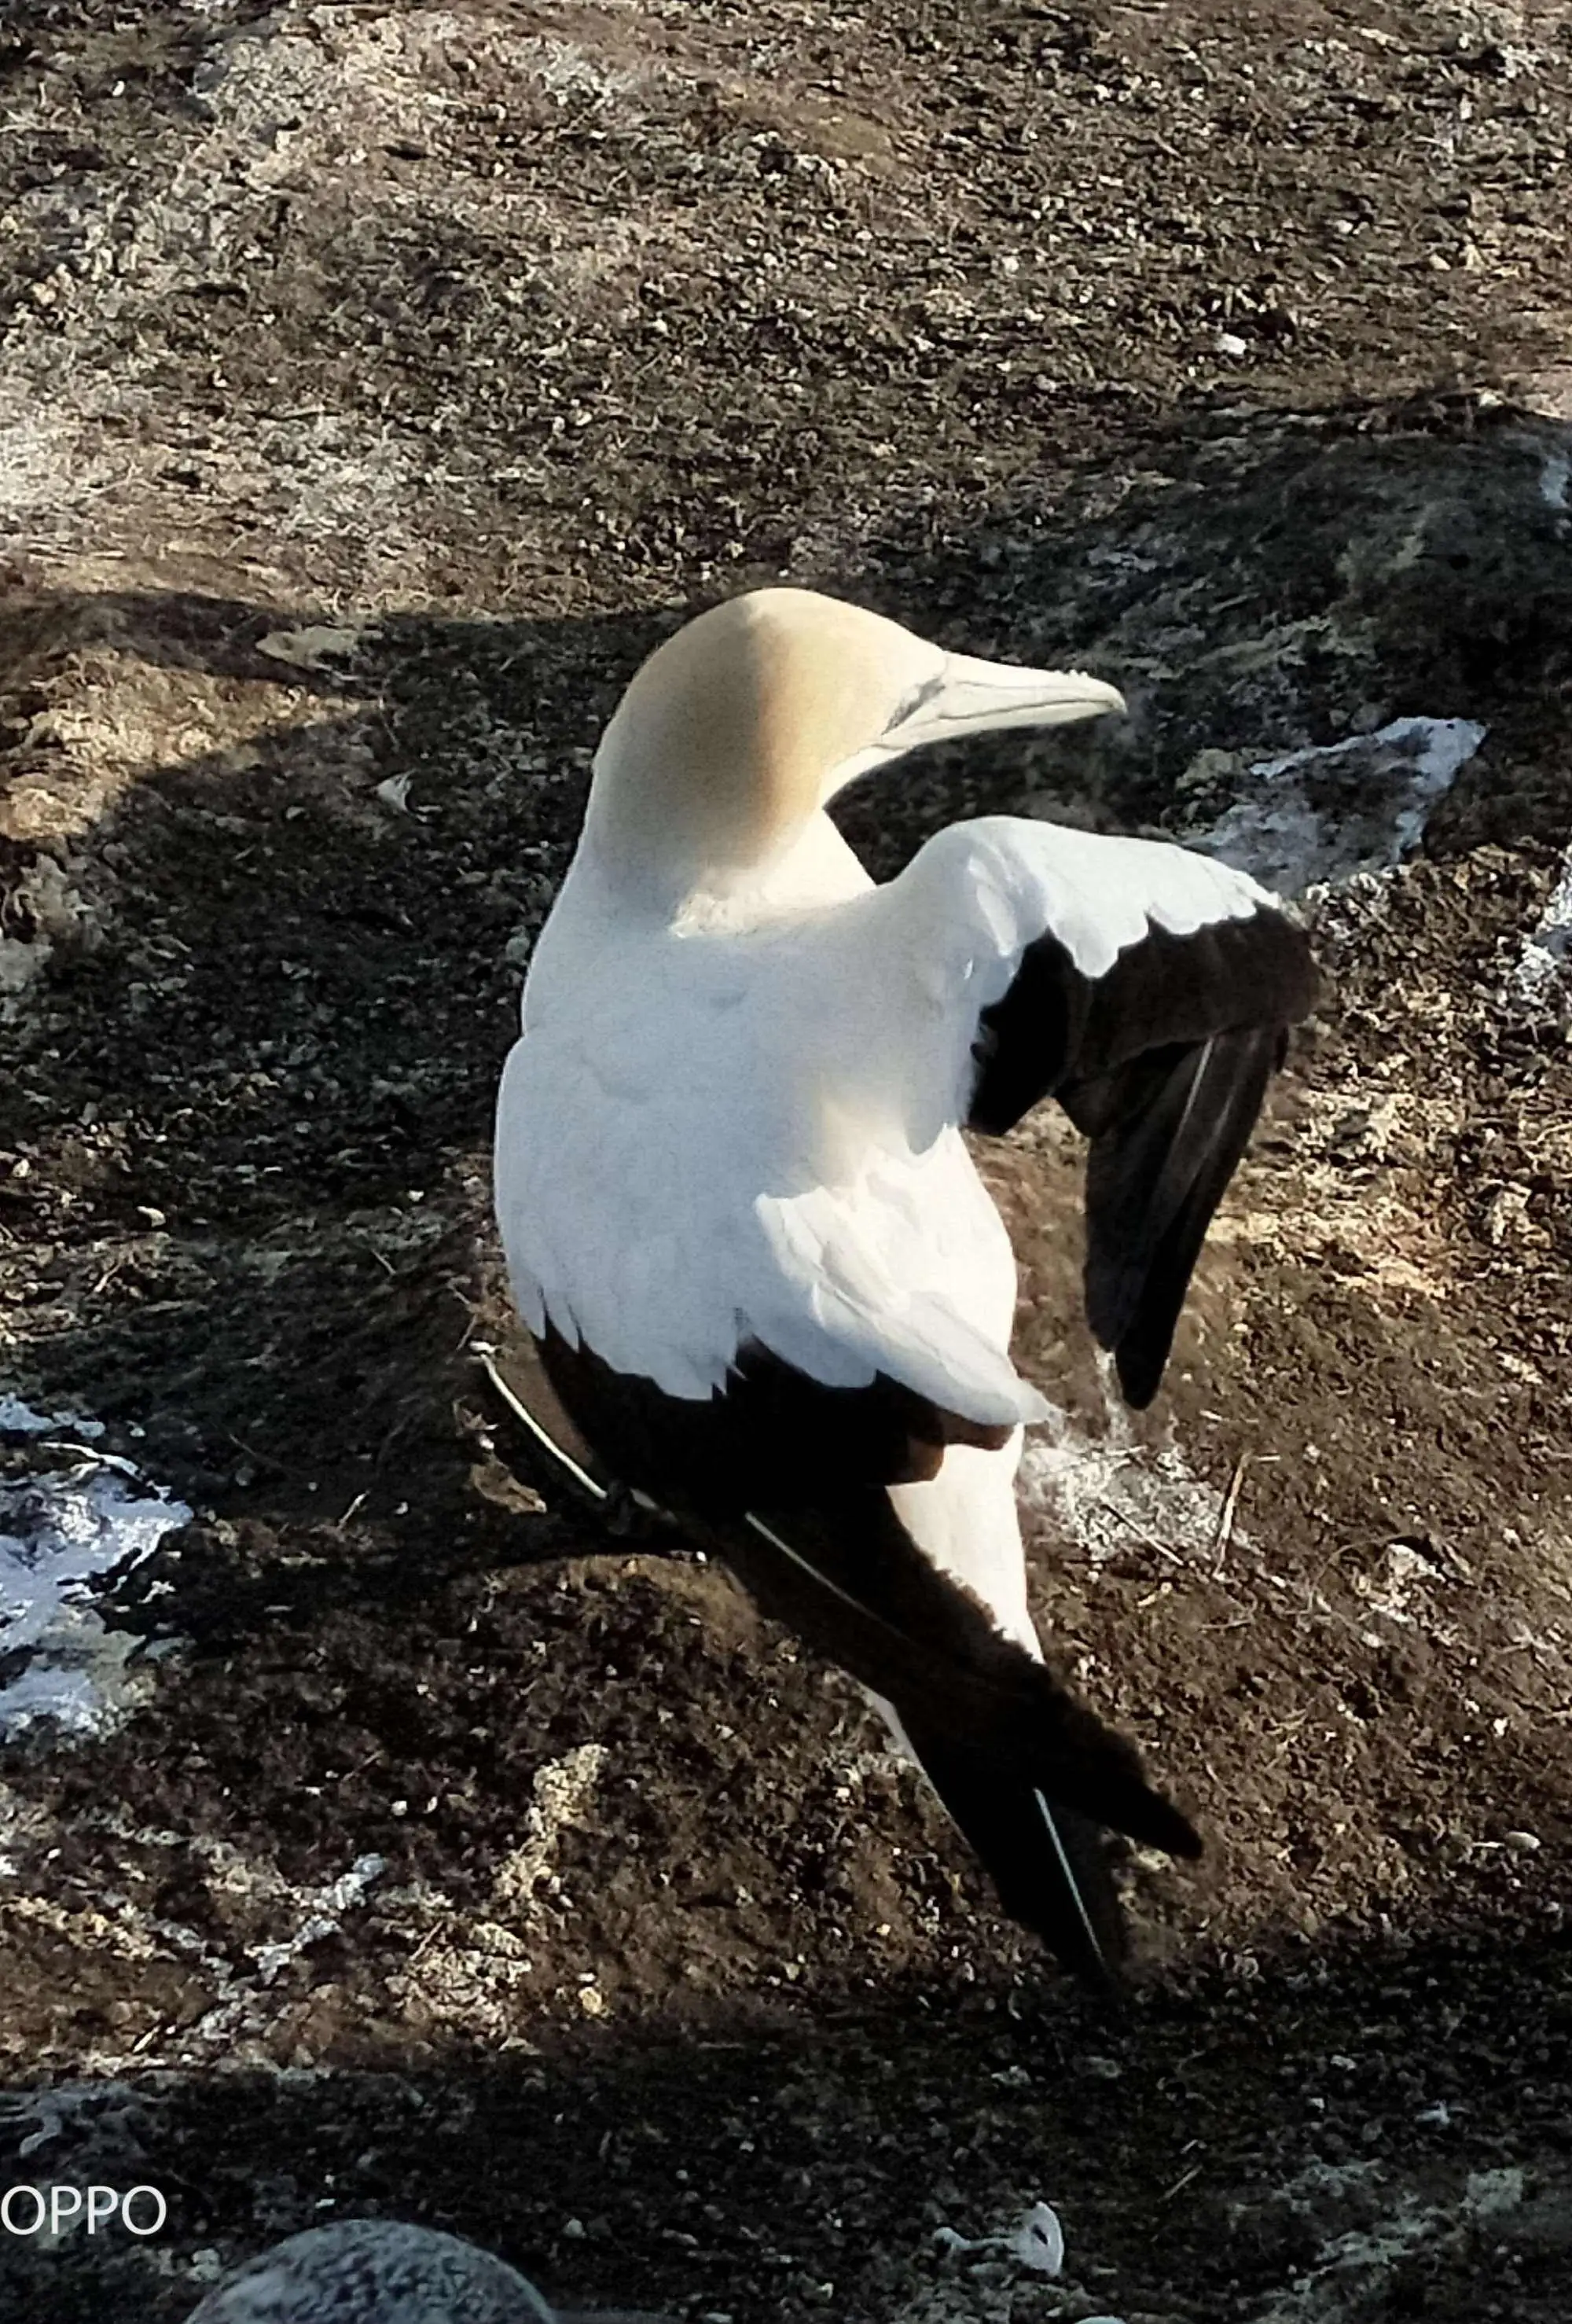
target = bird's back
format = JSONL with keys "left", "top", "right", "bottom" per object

{"left": 496, "top": 890, "right": 1026, "bottom": 1418}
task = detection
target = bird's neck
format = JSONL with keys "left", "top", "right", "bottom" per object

{"left": 582, "top": 806, "right": 869, "bottom": 926}
{"left": 668, "top": 810, "right": 873, "bottom": 932}
{"left": 520, "top": 811, "right": 872, "bottom": 1025}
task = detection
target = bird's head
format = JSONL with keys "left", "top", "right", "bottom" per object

{"left": 583, "top": 588, "right": 1124, "bottom": 898}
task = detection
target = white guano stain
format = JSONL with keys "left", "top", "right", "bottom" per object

{"left": 1019, "top": 1377, "right": 1229, "bottom": 1573}
{"left": 0, "top": 1451, "right": 189, "bottom": 1737}
{"left": 1196, "top": 717, "right": 1487, "bottom": 898}
{"left": 1243, "top": 2163, "right": 1525, "bottom": 2324}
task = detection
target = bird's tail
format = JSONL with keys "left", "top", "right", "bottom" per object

{"left": 898, "top": 1723, "right": 1129, "bottom": 1990}
{"left": 694, "top": 1487, "right": 1196, "bottom": 1990}
{"left": 501, "top": 1337, "right": 1195, "bottom": 1991}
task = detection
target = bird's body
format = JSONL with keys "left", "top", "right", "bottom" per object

{"left": 495, "top": 589, "right": 1317, "bottom": 1984}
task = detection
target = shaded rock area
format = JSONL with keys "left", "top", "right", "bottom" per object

{"left": 2, "top": 2, "right": 1571, "bottom": 2320}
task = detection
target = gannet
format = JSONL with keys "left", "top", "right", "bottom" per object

{"left": 494, "top": 588, "right": 1317, "bottom": 1987}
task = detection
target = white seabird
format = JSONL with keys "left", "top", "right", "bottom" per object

{"left": 494, "top": 587, "right": 1317, "bottom": 1987}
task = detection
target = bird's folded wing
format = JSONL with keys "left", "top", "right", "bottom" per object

{"left": 532, "top": 1324, "right": 1199, "bottom": 1885}
{"left": 854, "top": 816, "right": 1319, "bottom": 1405}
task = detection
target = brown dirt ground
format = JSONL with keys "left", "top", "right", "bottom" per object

{"left": 2, "top": 2, "right": 1572, "bottom": 2319}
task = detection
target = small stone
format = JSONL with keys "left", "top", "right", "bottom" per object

{"left": 1011, "top": 2202, "right": 1064, "bottom": 2277}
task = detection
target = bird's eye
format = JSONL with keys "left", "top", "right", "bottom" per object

{"left": 887, "top": 673, "right": 946, "bottom": 733}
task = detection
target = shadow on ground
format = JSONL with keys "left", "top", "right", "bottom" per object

{"left": 2, "top": 1916, "right": 1570, "bottom": 2324}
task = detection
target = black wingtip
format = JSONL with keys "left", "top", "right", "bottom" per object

{"left": 1148, "top": 1797, "right": 1204, "bottom": 1861}
{"left": 1082, "top": 1024, "right": 1282, "bottom": 1410}
{"left": 698, "top": 1491, "right": 1203, "bottom": 1974}
{"left": 907, "top": 1730, "right": 1133, "bottom": 1991}
{"left": 1114, "top": 1342, "right": 1166, "bottom": 1411}
{"left": 1027, "top": 1789, "right": 1130, "bottom": 1993}
{"left": 1008, "top": 1660, "right": 1203, "bottom": 1864}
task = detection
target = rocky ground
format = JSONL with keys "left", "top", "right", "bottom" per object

{"left": 2, "top": 2, "right": 1572, "bottom": 2318}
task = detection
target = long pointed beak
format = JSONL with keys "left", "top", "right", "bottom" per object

{"left": 890, "top": 651, "right": 1126, "bottom": 752}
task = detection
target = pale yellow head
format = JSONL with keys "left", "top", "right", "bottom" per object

{"left": 584, "top": 587, "right": 1124, "bottom": 895}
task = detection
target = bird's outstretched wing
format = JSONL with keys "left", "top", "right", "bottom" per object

{"left": 865, "top": 817, "right": 1318, "bottom": 1406}
{"left": 500, "top": 818, "right": 1312, "bottom": 1429}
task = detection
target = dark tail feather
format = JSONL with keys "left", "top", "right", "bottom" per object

{"left": 906, "top": 1726, "right": 1129, "bottom": 1990}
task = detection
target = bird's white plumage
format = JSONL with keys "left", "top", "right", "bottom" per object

{"left": 495, "top": 810, "right": 1275, "bottom": 1425}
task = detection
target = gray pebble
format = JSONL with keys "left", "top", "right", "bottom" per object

{"left": 185, "top": 2219, "right": 556, "bottom": 2324}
